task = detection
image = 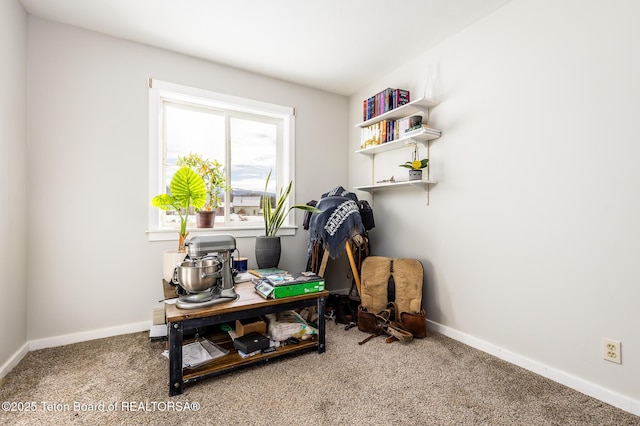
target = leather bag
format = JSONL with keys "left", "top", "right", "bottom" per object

{"left": 400, "top": 310, "right": 427, "bottom": 339}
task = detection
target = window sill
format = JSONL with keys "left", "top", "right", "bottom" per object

{"left": 146, "top": 226, "right": 296, "bottom": 242}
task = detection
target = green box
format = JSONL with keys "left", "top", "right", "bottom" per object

{"left": 272, "top": 279, "right": 325, "bottom": 299}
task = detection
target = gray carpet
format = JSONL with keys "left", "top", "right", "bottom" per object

{"left": 0, "top": 323, "right": 638, "bottom": 425}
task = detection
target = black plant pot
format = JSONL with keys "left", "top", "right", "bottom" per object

{"left": 255, "top": 236, "right": 281, "bottom": 269}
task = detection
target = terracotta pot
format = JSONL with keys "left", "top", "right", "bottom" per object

{"left": 196, "top": 210, "right": 216, "bottom": 228}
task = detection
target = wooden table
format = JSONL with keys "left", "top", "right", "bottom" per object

{"left": 164, "top": 280, "right": 328, "bottom": 396}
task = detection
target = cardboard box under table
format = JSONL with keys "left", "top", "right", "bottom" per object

{"left": 235, "top": 316, "right": 267, "bottom": 337}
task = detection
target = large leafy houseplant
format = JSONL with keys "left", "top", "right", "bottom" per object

{"left": 261, "top": 170, "right": 320, "bottom": 236}
{"left": 151, "top": 166, "right": 207, "bottom": 252}
{"left": 176, "top": 153, "right": 228, "bottom": 211}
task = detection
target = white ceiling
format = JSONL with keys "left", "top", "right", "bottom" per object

{"left": 20, "top": 0, "right": 512, "bottom": 96}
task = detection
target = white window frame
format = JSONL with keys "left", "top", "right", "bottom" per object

{"left": 147, "top": 79, "right": 296, "bottom": 241}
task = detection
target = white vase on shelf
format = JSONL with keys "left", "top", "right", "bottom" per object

{"left": 423, "top": 62, "right": 440, "bottom": 102}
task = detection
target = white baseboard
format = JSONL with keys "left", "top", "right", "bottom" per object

{"left": 0, "top": 321, "right": 152, "bottom": 380}
{"left": 0, "top": 342, "right": 29, "bottom": 380}
{"left": 29, "top": 321, "right": 152, "bottom": 351}
{"left": 427, "top": 320, "right": 640, "bottom": 417}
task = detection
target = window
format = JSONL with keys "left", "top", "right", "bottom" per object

{"left": 148, "top": 79, "right": 295, "bottom": 240}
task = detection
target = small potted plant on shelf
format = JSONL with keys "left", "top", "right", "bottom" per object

{"left": 176, "top": 153, "right": 229, "bottom": 228}
{"left": 255, "top": 170, "right": 321, "bottom": 268}
{"left": 399, "top": 143, "right": 428, "bottom": 181}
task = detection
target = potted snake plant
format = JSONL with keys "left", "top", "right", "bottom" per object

{"left": 255, "top": 170, "right": 321, "bottom": 268}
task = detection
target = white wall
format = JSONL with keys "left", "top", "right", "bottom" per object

{"left": 10, "top": 0, "right": 639, "bottom": 415}
{"left": 0, "top": 0, "right": 28, "bottom": 375}
{"left": 26, "top": 17, "right": 349, "bottom": 341}
{"left": 349, "top": 0, "right": 639, "bottom": 412}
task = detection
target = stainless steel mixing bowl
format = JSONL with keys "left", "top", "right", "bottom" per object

{"left": 175, "top": 258, "right": 221, "bottom": 292}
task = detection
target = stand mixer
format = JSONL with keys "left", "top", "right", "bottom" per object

{"left": 171, "top": 234, "right": 239, "bottom": 309}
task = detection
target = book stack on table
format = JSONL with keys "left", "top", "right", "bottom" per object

{"left": 249, "top": 269, "right": 325, "bottom": 299}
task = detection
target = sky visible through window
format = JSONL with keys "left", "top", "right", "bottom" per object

{"left": 163, "top": 102, "right": 277, "bottom": 224}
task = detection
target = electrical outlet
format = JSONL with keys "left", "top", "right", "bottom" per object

{"left": 602, "top": 338, "right": 621, "bottom": 364}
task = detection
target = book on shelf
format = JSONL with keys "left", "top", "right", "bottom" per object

{"left": 363, "top": 88, "right": 410, "bottom": 121}
{"left": 404, "top": 125, "right": 442, "bottom": 137}
{"left": 397, "top": 89, "right": 410, "bottom": 107}
{"left": 360, "top": 112, "right": 440, "bottom": 149}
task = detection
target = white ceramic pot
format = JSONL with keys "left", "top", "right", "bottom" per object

{"left": 162, "top": 250, "right": 187, "bottom": 283}
{"left": 409, "top": 169, "right": 423, "bottom": 181}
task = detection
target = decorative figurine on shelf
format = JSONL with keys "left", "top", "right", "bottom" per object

{"left": 399, "top": 143, "right": 428, "bottom": 181}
